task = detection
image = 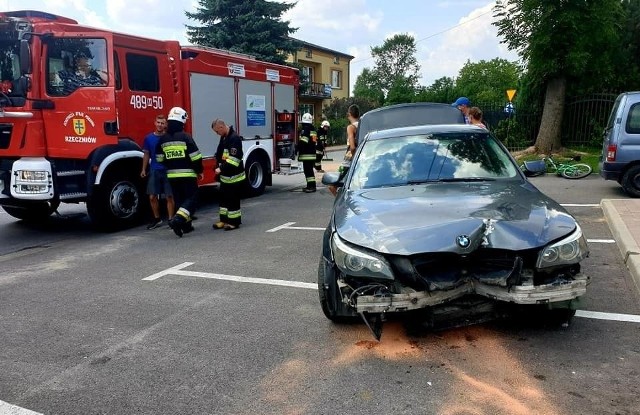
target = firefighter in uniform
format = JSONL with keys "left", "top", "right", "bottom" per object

{"left": 156, "top": 107, "right": 203, "bottom": 237}
{"left": 315, "top": 120, "right": 330, "bottom": 173}
{"left": 211, "top": 119, "right": 246, "bottom": 230}
{"left": 297, "top": 113, "right": 318, "bottom": 193}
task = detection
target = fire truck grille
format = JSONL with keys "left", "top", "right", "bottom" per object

{"left": 0, "top": 123, "right": 12, "bottom": 149}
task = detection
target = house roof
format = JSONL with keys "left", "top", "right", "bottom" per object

{"left": 290, "top": 38, "right": 354, "bottom": 60}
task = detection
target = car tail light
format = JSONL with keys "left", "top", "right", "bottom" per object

{"left": 606, "top": 144, "right": 617, "bottom": 162}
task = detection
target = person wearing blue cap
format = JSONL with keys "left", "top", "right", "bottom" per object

{"left": 451, "top": 97, "right": 471, "bottom": 124}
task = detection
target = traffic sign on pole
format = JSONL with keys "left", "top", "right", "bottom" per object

{"left": 506, "top": 89, "right": 516, "bottom": 102}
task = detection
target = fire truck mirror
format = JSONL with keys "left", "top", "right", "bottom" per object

{"left": 20, "top": 39, "right": 31, "bottom": 74}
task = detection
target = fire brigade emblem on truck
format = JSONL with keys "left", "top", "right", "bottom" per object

{"left": 73, "top": 119, "right": 86, "bottom": 135}
{"left": 63, "top": 112, "right": 97, "bottom": 143}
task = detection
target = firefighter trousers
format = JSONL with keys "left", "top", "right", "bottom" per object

{"left": 219, "top": 180, "right": 244, "bottom": 227}
{"left": 169, "top": 177, "right": 199, "bottom": 220}
{"left": 302, "top": 160, "right": 316, "bottom": 190}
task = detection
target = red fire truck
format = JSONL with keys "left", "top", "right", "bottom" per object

{"left": 0, "top": 10, "right": 299, "bottom": 228}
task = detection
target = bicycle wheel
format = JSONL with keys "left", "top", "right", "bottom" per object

{"left": 561, "top": 163, "right": 592, "bottom": 179}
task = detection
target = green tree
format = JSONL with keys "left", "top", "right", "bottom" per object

{"left": 353, "top": 34, "right": 421, "bottom": 104}
{"left": 185, "top": 0, "right": 300, "bottom": 64}
{"left": 414, "top": 76, "right": 457, "bottom": 103}
{"left": 455, "top": 58, "right": 520, "bottom": 103}
{"left": 353, "top": 68, "right": 384, "bottom": 106}
{"left": 494, "top": 0, "right": 624, "bottom": 154}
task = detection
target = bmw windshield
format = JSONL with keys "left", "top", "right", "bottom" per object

{"left": 348, "top": 131, "right": 520, "bottom": 190}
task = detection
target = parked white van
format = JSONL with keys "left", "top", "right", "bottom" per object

{"left": 600, "top": 91, "right": 640, "bottom": 197}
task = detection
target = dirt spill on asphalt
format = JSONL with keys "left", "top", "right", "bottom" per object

{"left": 258, "top": 322, "right": 562, "bottom": 414}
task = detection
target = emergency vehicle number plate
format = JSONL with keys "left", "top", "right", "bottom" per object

{"left": 130, "top": 95, "right": 164, "bottom": 110}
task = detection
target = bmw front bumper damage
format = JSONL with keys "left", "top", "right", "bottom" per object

{"left": 351, "top": 274, "right": 589, "bottom": 314}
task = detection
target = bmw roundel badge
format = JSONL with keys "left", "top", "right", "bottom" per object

{"left": 456, "top": 235, "right": 471, "bottom": 248}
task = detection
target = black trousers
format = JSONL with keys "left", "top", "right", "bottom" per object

{"left": 169, "top": 177, "right": 198, "bottom": 219}
{"left": 302, "top": 160, "right": 316, "bottom": 190}
{"left": 219, "top": 181, "right": 244, "bottom": 226}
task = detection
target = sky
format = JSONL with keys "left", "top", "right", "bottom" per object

{"left": 0, "top": 0, "right": 519, "bottom": 92}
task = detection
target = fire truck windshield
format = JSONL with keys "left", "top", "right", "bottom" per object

{"left": 0, "top": 40, "right": 22, "bottom": 102}
{"left": 46, "top": 37, "right": 107, "bottom": 96}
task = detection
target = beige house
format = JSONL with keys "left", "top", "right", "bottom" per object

{"left": 287, "top": 39, "right": 354, "bottom": 124}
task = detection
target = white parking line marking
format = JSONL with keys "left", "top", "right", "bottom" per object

{"left": 142, "top": 262, "right": 194, "bottom": 281}
{"left": 587, "top": 239, "right": 616, "bottom": 243}
{"left": 144, "top": 263, "right": 316, "bottom": 289}
{"left": 560, "top": 203, "right": 601, "bottom": 207}
{"left": 0, "top": 400, "right": 43, "bottom": 415}
{"left": 266, "top": 222, "right": 324, "bottom": 232}
{"left": 575, "top": 310, "right": 640, "bottom": 323}
{"left": 146, "top": 264, "right": 640, "bottom": 324}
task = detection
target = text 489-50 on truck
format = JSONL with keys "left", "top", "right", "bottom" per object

{"left": 0, "top": 10, "right": 299, "bottom": 229}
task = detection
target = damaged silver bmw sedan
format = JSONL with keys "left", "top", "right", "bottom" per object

{"left": 319, "top": 104, "right": 589, "bottom": 340}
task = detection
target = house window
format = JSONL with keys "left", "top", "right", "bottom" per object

{"left": 331, "top": 69, "right": 342, "bottom": 89}
{"left": 302, "top": 66, "right": 314, "bottom": 83}
{"left": 299, "top": 104, "right": 314, "bottom": 121}
{"left": 333, "top": 56, "right": 340, "bottom": 64}
{"left": 305, "top": 48, "right": 312, "bottom": 58}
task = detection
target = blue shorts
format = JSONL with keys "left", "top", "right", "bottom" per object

{"left": 147, "top": 169, "right": 173, "bottom": 196}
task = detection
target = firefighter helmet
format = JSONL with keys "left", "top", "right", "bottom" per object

{"left": 301, "top": 113, "right": 313, "bottom": 124}
{"left": 168, "top": 107, "right": 188, "bottom": 123}
{"left": 321, "top": 120, "right": 330, "bottom": 128}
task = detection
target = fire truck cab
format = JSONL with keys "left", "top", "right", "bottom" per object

{"left": 0, "top": 10, "right": 299, "bottom": 229}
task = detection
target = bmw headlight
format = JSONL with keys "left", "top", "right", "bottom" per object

{"left": 536, "top": 225, "right": 589, "bottom": 269}
{"left": 331, "top": 233, "right": 394, "bottom": 280}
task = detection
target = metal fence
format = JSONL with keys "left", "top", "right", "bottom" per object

{"left": 324, "top": 93, "right": 619, "bottom": 152}
{"left": 481, "top": 92, "right": 618, "bottom": 151}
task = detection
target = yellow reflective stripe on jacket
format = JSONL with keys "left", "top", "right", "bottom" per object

{"left": 220, "top": 172, "right": 246, "bottom": 183}
{"left": 226, "top": 156, "right": 241, "bottom": 167}
{"left": 299, "top": 136, "right": 309, "bottom": 144}
{"left": 298, "top": 154, "right": 315, "bottom": 161}
{"left": 167, "top": 168, "right": 197, "bottom": 178}
{"left": 190, "top": 151, "right": 202, "bottom": 161}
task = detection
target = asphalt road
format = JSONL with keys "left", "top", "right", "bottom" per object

{"left": 1, "top": 170, "right": 639, "bottom": 415}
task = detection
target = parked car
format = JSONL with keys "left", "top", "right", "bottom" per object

{"left": 600, "top": 91, "right": 640, "bottom": 197}
{"left": 319, "top": 103, "right": 590, "bottom": 340}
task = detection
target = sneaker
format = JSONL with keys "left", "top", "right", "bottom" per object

{"left": 303, "top": 188, "right": 316, "bottom": 193}
{"left": 212, "top": 221, "right": 225, "bottom": 230}
{"left": 224, "top": 224, "right": 238, "bottom": 231}
{"left": 146, "top": 218, "right": 163, "bottom": 230}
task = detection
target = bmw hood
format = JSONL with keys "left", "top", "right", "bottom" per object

{"left": 332, "top": 182, "right": 577, "bottom": 255}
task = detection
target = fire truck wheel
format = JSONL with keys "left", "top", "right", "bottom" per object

{"left": 244, "top": 153, "right": 268, "bottom": 197}
{"left": 87, "top": 174, "right": 143, "bottom": 230}
{"left": 2, "top": 200, "right": 60, "bottom": 222}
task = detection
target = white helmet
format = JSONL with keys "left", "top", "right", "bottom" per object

{"left": 168, "top": 107, "right": 188, "bottom": 123}
{"left": 321, "top": 120, "right": 330, "bottom": 128}
{"left": 301, "top": 113, "right": 313, "bottom": 124}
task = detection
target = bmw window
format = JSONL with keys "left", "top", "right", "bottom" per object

{"left": 349, "top": 132, "right": 519, "bottom": 190}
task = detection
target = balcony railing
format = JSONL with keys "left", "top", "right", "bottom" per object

{"left": 300, "top": 82, "right": 332, "bottom": 99}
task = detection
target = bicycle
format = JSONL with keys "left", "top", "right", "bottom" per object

{"left": 521, "top": 155, "right": 593, "bottom": 179}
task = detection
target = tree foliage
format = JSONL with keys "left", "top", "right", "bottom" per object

{"left": 185, "top": 0, "right": 300, "bottom": 64}
{"left": 353, "top": 34, "right": 421, "bottom": 104}
{"left": 493, "top": 0, "right": 625, "bottom": 153}
{"left": 321, "top": 97, "right": 377, "bottom": 145}
{"left": 455, "top": 59, "right": 520, "bottom": 103}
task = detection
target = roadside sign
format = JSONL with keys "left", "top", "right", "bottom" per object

{"left": 506, "top": 89, "right": 516, "bottom": 102}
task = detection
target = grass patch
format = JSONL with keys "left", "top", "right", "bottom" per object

{"left": 512, "top": 146, "right": 602, "bottom": 173}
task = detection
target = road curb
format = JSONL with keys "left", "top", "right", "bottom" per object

{"left": 601, "top": 199, "right": 640, "bottom": 295}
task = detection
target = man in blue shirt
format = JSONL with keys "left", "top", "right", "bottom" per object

{"left": 140, "top": 114, "right": 174, "bottom": 229}
{"left": 451, "top": 97, "right": 472, "bottom": 124}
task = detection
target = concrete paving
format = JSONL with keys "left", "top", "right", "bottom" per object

{"left": 602, "top": 199, "right": 640, "bottom": 295}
